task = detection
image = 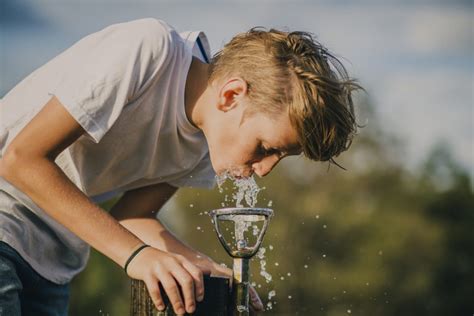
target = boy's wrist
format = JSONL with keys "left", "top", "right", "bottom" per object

{"left": 124, "top": 244, "right": 151, "bottom": 274}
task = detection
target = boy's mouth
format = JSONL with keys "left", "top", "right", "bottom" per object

{"left": 217, "top": 168, "right": 250, "bottom": 180}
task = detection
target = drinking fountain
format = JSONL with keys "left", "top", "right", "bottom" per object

{"left": 210, "top": 207, "right": 273, "bottom": 316}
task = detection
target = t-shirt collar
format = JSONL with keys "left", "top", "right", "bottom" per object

{"left": 178, "top": 30, "right": 211, "bottom": 135}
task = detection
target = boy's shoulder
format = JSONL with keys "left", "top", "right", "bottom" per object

{"left": 103, "top": 18, "right": 179, "bottom": 45}
{"left": 98, "top": 18, "right": 210, "bottom": 62}
{"left": 76, "top": 18, "right": 181, "bottom": 64}
{"left": 116, "top": 18, "right": 172, "bottom": 33}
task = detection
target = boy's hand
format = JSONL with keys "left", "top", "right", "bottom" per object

{"left": 193, "top": 253, "right": 265, "bottom": 313}
{"left": 126, "top": 246, "right": 210, "bottom": 315}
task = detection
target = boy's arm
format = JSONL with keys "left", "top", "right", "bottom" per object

{"left": 0, "top": 96, "right": 203, "bottom": 315}
{"left": 110, "top": 183, "right": 227, "bottom": 273}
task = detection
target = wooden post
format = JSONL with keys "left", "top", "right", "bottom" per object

{"left": 130, "top": 275, "right": 230, "bottom": 316}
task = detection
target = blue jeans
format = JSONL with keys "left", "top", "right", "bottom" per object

{"left": 0, "top": 242, "right": 70, "bottom": 316}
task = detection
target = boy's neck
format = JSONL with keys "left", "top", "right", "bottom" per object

{"left": 184, "top": 57, "right": 211, "bottom": 130}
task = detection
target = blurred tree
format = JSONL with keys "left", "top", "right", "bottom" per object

{"left": 419, "top": 144, "right": 474, "bottom": 315}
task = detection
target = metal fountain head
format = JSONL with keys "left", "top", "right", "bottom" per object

{"left": 210, "top": 207, "right": 273, "bottom": 258}
{"left": 210, "top": 207, "right": 273, "bottom": 316}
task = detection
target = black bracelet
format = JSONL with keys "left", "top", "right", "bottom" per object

{"left": 124, "top": 244, "right": 151, "bottom": 274}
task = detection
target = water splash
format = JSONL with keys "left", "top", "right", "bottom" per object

{"left": 215, "top": 172, "right": 262, "bottom": 208}
{"left": 215, "top": 171, "right": 276, "bottom": 310}
{"left": 266, "top": 302, "right": 273, "bottom": 310}
{"left": 252, "top": 225, "right": 259, "bottom": 236}
{"left": 236, "top": 305, "right": 249, "bottom": 313}
{"left": 257, "top": 247, "right": 272, "bottom": 283}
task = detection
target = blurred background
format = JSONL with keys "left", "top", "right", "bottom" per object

{"left": 1, "top": 0, "right": 472, "bottom": 315}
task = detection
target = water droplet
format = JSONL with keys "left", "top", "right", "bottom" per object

{"left": 196, "top": 226, "right": 201, "bottom": 230}
{"left": 252, "top": 225, "right": 260, "bottom": 236}
{"left": 268, "top": 290, "right": 276, "bottom": 300}
{"left": 347, "top": 309, "right": 352, "bottom": 314}
{"left": 288, "top": 295, "right": 292, "bottom": 299}
{"left": 260, "top": 270, "right": 272, "bottom": 283}
{"left": 323, "top": 224, "right": 327, "bottom": 229}
{"left": 287, "top": 272, "right": 291, "bottom": 276}
{"left": 280, "top": 276, "right": 285, "bottom": 280}
{"left": 269, "top": 245, "right": 274, "bottom": 250}
{"left": 274, "top": 262, "right": 279, "bottom": 266}
{"left": 236, "top": 305, "right": 248, "bottom": 312}
{"left": 322, "top": 254, "right": 326, "bottom": 258}
{"left": 189, "top": 204, "right": 194, "bottom": 208}
{"left": 304, "top": 265, "right": 308, "bottom": 269}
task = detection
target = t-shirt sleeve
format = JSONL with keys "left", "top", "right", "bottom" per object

{"left": 168, "top": 153, "right": 216, "bottom": 189}
{"left": 49, "top": 18, "right": 174, "bottom": 143}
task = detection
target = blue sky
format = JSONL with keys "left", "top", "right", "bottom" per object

{"left": 1, "top": 0, "right": 472, "bottom": 178}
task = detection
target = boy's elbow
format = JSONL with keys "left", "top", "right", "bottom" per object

{"left": 0, "top": 145, "right": 36, "bottom": 182}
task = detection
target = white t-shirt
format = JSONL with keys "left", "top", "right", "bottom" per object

{"left": 0, "top": 18, "right": 216, "bottom": 283}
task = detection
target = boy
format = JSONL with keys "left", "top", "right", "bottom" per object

{"left": 0, "top": 18, "right": 362, "bottom": 315}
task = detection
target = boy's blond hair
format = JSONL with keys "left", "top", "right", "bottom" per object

{"left": 208, "top": 27, "right": 365, "bottom": 167}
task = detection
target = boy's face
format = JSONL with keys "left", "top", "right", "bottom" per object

{"left": 205, "top": 93, "right": 301, "bottom": 178}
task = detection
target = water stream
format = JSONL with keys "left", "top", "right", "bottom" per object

{"left": 215, "top": 172, "right": 276, "bottom": 310}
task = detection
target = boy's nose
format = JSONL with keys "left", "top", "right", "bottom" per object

{"left": 252, "top": 155, "right": 280, "bottom": 178}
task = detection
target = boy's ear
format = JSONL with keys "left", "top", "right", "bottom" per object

{"left": 216, "top": 77, "right": 248, "bottom": 113}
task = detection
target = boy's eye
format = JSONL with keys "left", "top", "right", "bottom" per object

{"left": 258, "top": 144, "right": 279, "bottom": 157}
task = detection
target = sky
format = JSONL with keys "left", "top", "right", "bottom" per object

{"left": 1, "top": 0, "right": 473, "bottom": 179}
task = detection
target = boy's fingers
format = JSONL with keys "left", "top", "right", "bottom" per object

{"left": 181, "top": 259, "right": 205, "bottom": 301}
{"left": 160, "top": 275, "right": 186, "bottom": 315}
{"left": 171, "top": 268, "right": 196, "bottom": 314}
{"left": 251, "top": 297, "right": 264, "bottom": 311}
{"left": 195, "top": 262, "right": 212, "bottom": 276}
{"left": 212, "top": 263, "right": 232, "bottom": 277}
{"left": 250, "top": 286, "right": 264, "bottom": 311}
{"left": 145, "top": 279, "right": 165, "bottom": 311}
